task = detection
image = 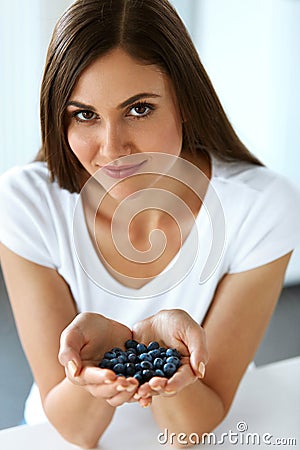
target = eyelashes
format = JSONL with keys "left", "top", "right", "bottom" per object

{"left": 128, "top": 101, "right": 155, "bottom": 118}
{"left": 69, "top": 101, "right": 156, "bottom": 123}
{"left": 71, "top": 110, "right": 98, "bottom": 122}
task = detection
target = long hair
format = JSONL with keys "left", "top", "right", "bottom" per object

{"left": 36, "top": 0, "right": 263, "bottom": 193}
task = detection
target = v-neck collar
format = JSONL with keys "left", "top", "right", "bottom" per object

{"left": 72, "top": 154, "right": 219, "bottom": 298}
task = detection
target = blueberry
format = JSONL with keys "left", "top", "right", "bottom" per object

{"left": 126, "top": 347, "right": 137, "bottom": 355}
{"left": 98, "top": 340, "right": 182, "bottom": 384}
{"left": 166, "top": 348, "right": 181, "bottom": 358}
{"left": 125, "top": 363, "right": 136, "bottom": 376}
{"left": 140, "top": 360, "right": 153, "bottom": 370}
{"left": 127, "top": 353, "right": 137, "bottom": 363}
{"left": 142, "top": 369, "right": 155, "bottom": 381}
{"left": 147, "top": 341, "right": 160, "bottom": 351}
{"left": 113, "top": 363, "right": 126, "bottom": 374}
{"left": 153, "top": 357, "right": 164, "bottom": 370}
{"left": 98, "top": 359, "right": 112, "bottom": 369}
{"left": 110, "top": 357, "right": 119, "bottom": 366}
{"left": 117, "top": 354, "right": 127, "bottom": 364}
{"left": 163, "top": 362, "right": 177, "bottom": 378}
{"left": 136, "top": 343, "right": 148, "bottom": 354}
{"left": 135, "top": 363, "right": 142, "bottom": 372}
{"left": 148, "top": 349, "right": 161, "bottom": 359}
{"left": 104, "top": 351, "right": 117, "bottom": 359}
{"left": 133, "top": 372, "right": 143, "bottom": 385}
{"left": 166, "top": 356, "right": 181, "bottom": 368}
{"left": 125, "top": 339, "right": 139, "bottom": 349}
{"left": 111, "top": 347, "right": 123, "bottom": 354}
{"left": 139, "top": 353, "right": 152, "bottom": 362}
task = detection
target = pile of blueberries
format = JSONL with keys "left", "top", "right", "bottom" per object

{"left": 98, "top": 339, "right": 182, "bottom": 385}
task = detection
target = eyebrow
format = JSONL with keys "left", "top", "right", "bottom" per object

{"left": 118, "top": 93, "right": 161, "bottom": 109}
{"left": 66, "top": 100, "right": 96, "bottom": 111}
{"left": 66, "top": 93, "right": 161, "bottom": 111}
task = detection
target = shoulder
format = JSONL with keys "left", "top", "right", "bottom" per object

{"left": 0, "top": 162, "right": 75, "bottom": 206}
{"left": 0, "top": 162, "right": 52, "bottom": 202}
{"left": 211, "top": 155, "right": 300, "bottom": 206}
{"left": 212, "top": 155, "right": 275, "bottom": 190}
{"left": 0, "top": 161, "right": 78, "bottom": 233}
{"left": 0, "top": 163, "right": 77, "bottom": 268}
{"left": 1, "top": 162, "right": 52, "bottom": 193}
{"left": 210, "top": 157, "right": 300, "bottom": 272}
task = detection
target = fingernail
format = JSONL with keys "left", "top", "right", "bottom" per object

{"left": 67, "top": 360, "right": 77, "bottom": 377}
{"left": 116, "top": 385, "right": 127, "bottom": 392}
{"left": 134, "top": 393, "right": 141, "bottom": 400}
{"left": 198, "top": 362, "right": 206, "bottom": 379}
{"left": 104, "top": 379, "right": 114, "bottom": 384}
{"left": 142, "top": 401, "right": 151, "bottom": 408}
{"left": 126, "top": 384, "right": 137, "bottom": 393}
{"left": 164, "top": 390, "right": 176, "bottom": 396}
{"left": 151, "top": 385, "right": 162, "bottom": 392}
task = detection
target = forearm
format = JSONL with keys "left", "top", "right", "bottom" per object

{"left": 151, "top": 380, "right": 225, "bottom": 447}
{"left": 43, "top": 377, "right": 115, "bottom": 449}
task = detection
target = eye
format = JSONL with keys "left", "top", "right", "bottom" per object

{"left": 128, "top": 102, "right": 154, "bottom": 118}
{"left": 72, "top": 110, "right": 98, "bottom": 122}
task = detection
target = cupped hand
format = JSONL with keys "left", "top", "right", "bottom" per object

{"left": 132, "top": 309, "right": 208, "bottom": 405}
{"left": 58, "top": 312, "right": 139, "bottom": 406}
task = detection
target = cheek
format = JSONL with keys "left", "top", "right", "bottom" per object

{"left": 67, "top": 128, "right": 95, "bottom": 161}
{"left": 151, "top": 118, "right": 182, "bottom": 155}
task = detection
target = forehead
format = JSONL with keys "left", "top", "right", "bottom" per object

{"left": 70, "top": 48, "right": 173, "bottom": 103}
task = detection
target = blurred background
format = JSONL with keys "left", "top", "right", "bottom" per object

{"left": 0, "top": 0, "right": 299, "bottom": 430}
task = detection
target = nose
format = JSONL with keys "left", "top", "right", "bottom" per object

{"left": 94, "top": 122, "right": 132, "bottom": 165}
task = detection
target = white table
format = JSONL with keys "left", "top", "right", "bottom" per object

{"left": 0, "top": 357, "right": 299, "bottom": 449}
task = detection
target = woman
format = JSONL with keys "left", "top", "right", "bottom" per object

{"left": 1, "top": 0, "right": 300, "bottom": 448}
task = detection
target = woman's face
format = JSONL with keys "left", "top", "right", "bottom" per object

{"left": 66, "top": 48, "right": 183, "bottom": 199}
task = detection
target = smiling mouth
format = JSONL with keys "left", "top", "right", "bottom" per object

{"left": 101, "top": 160, "right": 147, "bottom": 179}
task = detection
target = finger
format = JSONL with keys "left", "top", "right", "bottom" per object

{"left": 106, "top": 384, "right": 139, "bottom": 407}
{"left": 81, "top": 366, "right": 117, "bottom": 384}
{"left": 183, "top": 323, "right": 209, "bottom": 378}
{"left": 65, "top": 360, "right": 80, "bottom": 379}
{"left": 87, "top": 378, "right": 137, "bottom": 399}
{"left": 134, "top": 379, "right": 163, "bottom": 402}
{"left": 59, "top": 321, "right": 84, "bottom": 374}
{"left": 136, "top": 381, "right": 152, "bottom": 398}
{"left": 162, "top": 361, "right": 197, "bottom": 394}
{"left": 139, "top": 396, "right": 152, "bottom": 408}
{"left": 65, "top": 365, "right": 115, "bottom": 386}
{"left": 148, "top": 376, "right": 168, "bottom": 393}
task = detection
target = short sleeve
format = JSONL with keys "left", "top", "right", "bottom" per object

{"left": 228, "top": 174, "right": 300, "bottom": 273}
{"left": 0, "top": 166, "right": 57, "bottom": 268}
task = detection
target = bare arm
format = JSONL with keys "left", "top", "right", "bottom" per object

{"left": 138, "top": 253, "right": 292, "bottom": 446}
{"left": 0, "top": 244, "right": 116, "bottom": 449}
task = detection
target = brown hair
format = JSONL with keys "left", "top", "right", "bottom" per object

{"left": 36, "top": 0, "right": 263, "bottom": 193}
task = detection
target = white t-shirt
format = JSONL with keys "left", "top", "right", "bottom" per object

{"left": 1, "top": 155, "right": 300, "bottom": 423}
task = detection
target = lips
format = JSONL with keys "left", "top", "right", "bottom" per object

{"left": 101, "top": 160, "right": 147, "bottom": 179}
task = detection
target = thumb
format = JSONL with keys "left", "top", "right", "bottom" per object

{"left": 184, "top": 324, "right": 208, "bottom": 379}
{"left": 58, "top": 322, "right": 83, "bottom": 377}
